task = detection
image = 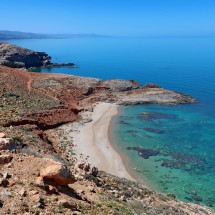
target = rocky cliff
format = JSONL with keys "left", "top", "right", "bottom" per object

{"left": 0, "top": 42, "right": 74, "bottom": 69}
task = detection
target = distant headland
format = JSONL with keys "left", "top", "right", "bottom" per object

{"left": 0, "top": 30, "right": 109, "bottom": 40}
{"left": 0, "top": 41, "right": 74, "bottom": 69}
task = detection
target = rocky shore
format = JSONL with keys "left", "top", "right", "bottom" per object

{"left": 0, "top": 55, "right": 214, "bottom": 213}
{"left": 0, "top": 42, "right": 74, "bottom": 69}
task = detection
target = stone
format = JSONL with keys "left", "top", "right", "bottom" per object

{"left": 0, "top": 155, "right": 13, "bottom": 164}
{"left": 3, "top": 172, "right": 10, "bottom": 179}
{"left": 0, "top": 178, "right": 9, "bottom": 187}
{"left": 1, "top": 190, "right": 12, "bottom": 196}
{"left": 91, "top": 167, "right": 99, "bottom": 177}
{"left": 33, "top": 203, "right": 42, "bottom": 209}
{"left": 0, "top": 133, "right": 5, "bottom": 138}
{"left": 9, "top": 180, "right": 15, "bottom": 187}
{"left": 70, "top": 201, "right": 77, "bottom": 209}
{"left": 47, "top": 185, "right": 57, "bottom": 194}
{"left": 58, "top": 199, "right": 71, "bottom": 208}
{"left": 40, "top": 164, "right": 76, "bottom": 185}
{"left": 77, "top": 162, "right": 90, "bottom": 171}
{"left": 71, "top": 211, "right": 81, "bottom": 215}
{"left": 0, "top": 138, "right": 16, "bottom": 150}
{"left": 31, "top": 194, "right": 41, "bottom": 203}
{"left": 35, "top": 177, "right": 44, "bottom": 187}
{"left": 19, "top": 188, "right": 26, "bottom": 197}
{"left": 89, "top": 187, "right": 96, "bottom": 193}
{"left": 29, "top": 190, "right": 39, "bottom": 196}
{"left": 0, "top": 199, "right": 3, "bottom": 208}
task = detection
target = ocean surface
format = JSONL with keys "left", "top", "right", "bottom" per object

{"left": 7, "top": 37, "right": 215, "bottom": 209}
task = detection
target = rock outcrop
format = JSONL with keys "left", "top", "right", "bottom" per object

{"left": 0, "top": 42, "right": 74, "bottom": 69}
{"left": 39, "top": 164, "right": 76, "bottom": 185}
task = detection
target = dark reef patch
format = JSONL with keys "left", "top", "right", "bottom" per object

{"left": 138, "top": 112, "right": 177, "bottom": 121}
{"left": 143, "top": 127, "right": 164, "bottom": 134}
{"left": 127, "top": 146, "right": 160, "bottom": 159}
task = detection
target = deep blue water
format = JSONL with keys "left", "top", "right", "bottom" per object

{"left": 6, "top": 37, "right": 215, "bottom": 209}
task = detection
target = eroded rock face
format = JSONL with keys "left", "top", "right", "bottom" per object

{"left": 0, "top": 42, "right": 74, "bottom": 69}
{"left": 40, "top": 164, "right": 76, "bottom": 185}
{"left": 0, "top": 42, "right": 51, "bottom": 68}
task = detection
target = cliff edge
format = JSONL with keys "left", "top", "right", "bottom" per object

{"left": 0, "top": 42, "right": 74, "bottom": 69}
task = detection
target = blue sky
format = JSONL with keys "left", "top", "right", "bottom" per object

{"left": 1, "top": 0, "right": 215, "bottom": 36}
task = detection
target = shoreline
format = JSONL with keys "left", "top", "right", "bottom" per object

{"left": 70, "top": 102, "right": 134, "bottom": 180}
{"left": 108, "top": 106, "right": 154, "bottom": 188}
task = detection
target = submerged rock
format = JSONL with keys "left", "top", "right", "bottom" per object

{"left": 138, "top": 112, "right": 177, "bottom": 121}
{"left": 127, "top": 147, "right": 159, "bottom": 159}
{"left": 192, "top": 195, "right": 203, "bottom": 202}
{"left": 143, "top": 127, "right": 164, "bottom": 134}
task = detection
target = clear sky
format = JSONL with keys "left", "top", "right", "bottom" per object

{"left": 1, "top": 0, "right": 215, "bottom": 36}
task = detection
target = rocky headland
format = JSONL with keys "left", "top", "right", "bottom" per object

{"left": 0, "top": 43, "right": 214, "bottom": 214}
{"left": 0, "top": 42, "right": 74, "bottom": 69}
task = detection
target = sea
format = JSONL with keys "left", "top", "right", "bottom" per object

{"left": 6, "top": 37, "right": 215, "bottom": 209}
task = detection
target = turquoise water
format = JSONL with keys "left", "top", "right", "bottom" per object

{"left": 6, "top": 37, "right": 215, "bottom": 208}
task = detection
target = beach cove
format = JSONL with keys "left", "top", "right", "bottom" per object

{"left": 61, "top": 102, "right": 134, "bottom": 180}
{"left": 1, "top": 39, "right": 214, "bottom": 212}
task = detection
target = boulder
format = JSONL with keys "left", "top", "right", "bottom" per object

{"left": 0, "top": 133, "right": 5, "bottom": 138}
{"left": 0, "top": 155, "right": 13, "bottom": 165}
{"left": 0, "top": 178, "right": 9, "bottom": 187}
{"left": 58, "top": 199, "right": 71, "bottom": 208}
{"left": 77, "top": 162, "right": 90, "bottom": 171}
{"left": 91, "top": 167, "right": 99, "bottom": 177}
{"left": 40, "top": 164, "right": 76, "bottom": 185}
{"left": 0, "top": 138, "right": 16, "bottom": 150}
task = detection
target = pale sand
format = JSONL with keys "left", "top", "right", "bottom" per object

{"left": 72, "top": 102, "right": 134, "bottom": 180}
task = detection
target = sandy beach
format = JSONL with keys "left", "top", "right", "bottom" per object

{"left": 70, "top": 102, "right": 134, "bottom": 180}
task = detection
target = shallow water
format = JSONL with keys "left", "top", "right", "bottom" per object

{"left": 113, "top": 104, "right": 215, "bottom": 208}
{"left": 6, "top": 37, "right": 215, "bottom": 209}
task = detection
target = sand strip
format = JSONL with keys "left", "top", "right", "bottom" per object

{"left": 72, "top": 102, "right": 134, "bottom": 180}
